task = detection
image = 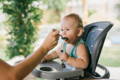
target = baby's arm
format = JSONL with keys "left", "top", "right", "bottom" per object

{"left": 42, "top": 43, "right": 63, "bottom": 62}
{"left": 66, "top": 44, "right": 89, "bottom": 69}
{"left": 42, "top": 51, "right": 58, "bottom": 62}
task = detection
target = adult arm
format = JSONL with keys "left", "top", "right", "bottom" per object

{"left": 0, "top": 29, "right": 59, "bottom": 80}
{"left": 42, "top": 42, "right": 63, "bottom": 62}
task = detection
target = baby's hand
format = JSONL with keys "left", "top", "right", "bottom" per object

{"left": 57, "top": 50, "right": 69, "bottom": 61}
{"left": 41, "top": 57, "right": 47, "bottom": 63}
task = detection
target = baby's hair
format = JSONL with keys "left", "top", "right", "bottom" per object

{"left": 64, "top": 13, "right": 83, "bottom": 28}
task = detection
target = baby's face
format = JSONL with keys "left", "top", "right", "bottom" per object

{"left": 60, "top": 17, "right": 80, "bottom": 44}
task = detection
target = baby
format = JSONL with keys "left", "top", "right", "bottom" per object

{"left": 42, "top": 13, "right": 89, "bottom": 70}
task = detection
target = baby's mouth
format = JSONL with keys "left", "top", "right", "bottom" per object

{"left": 60, "top": 36, "right": 69, "bottom": 41}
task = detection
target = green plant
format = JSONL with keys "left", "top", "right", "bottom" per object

{"left": 42, "top": 0, "right": 68, "bottom": 12}
{"left": 88, "top": 9, "right": 96, "bottom": 17}
{"left": 41, "top": 0, "right": 69, "bottom": 23}
{"left": 0, "top": 0, "right": 43, "bottom": 58}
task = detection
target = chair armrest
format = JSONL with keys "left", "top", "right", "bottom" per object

{"left": 97, "top": 64, "right": 110, "bottom": 78}
{"left": 84, "top": 64, "right": 110, "bottom": 79}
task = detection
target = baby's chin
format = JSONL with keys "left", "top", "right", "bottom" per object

{"left": 65, "top": 39, "right": 78, "bottom": 44}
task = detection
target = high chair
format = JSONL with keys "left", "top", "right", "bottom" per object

{"left": 32, "top": 21, "right": 113, "bottom": 80}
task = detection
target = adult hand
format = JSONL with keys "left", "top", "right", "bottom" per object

{"left": 41, "top": 29, "right": 59, "bottom": 51}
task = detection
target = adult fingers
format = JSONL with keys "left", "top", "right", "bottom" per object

{"left": 51, "top": 29, "right": 59, "bottom": 36}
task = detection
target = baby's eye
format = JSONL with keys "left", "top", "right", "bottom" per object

{"left": 66, "top": 29, "right": 70, "bottom": 31}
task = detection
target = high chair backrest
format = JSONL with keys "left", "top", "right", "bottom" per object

{"left": 82, "top": 21, "right": 113, "bottom": 73}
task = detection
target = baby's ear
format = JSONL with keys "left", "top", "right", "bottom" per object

{"left": 77, "top": 28, "right": 84, "bottom": 37}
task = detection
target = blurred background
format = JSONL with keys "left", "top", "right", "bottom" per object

{"left": 0, "top": 0, "right": 120, "bottom": 80}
